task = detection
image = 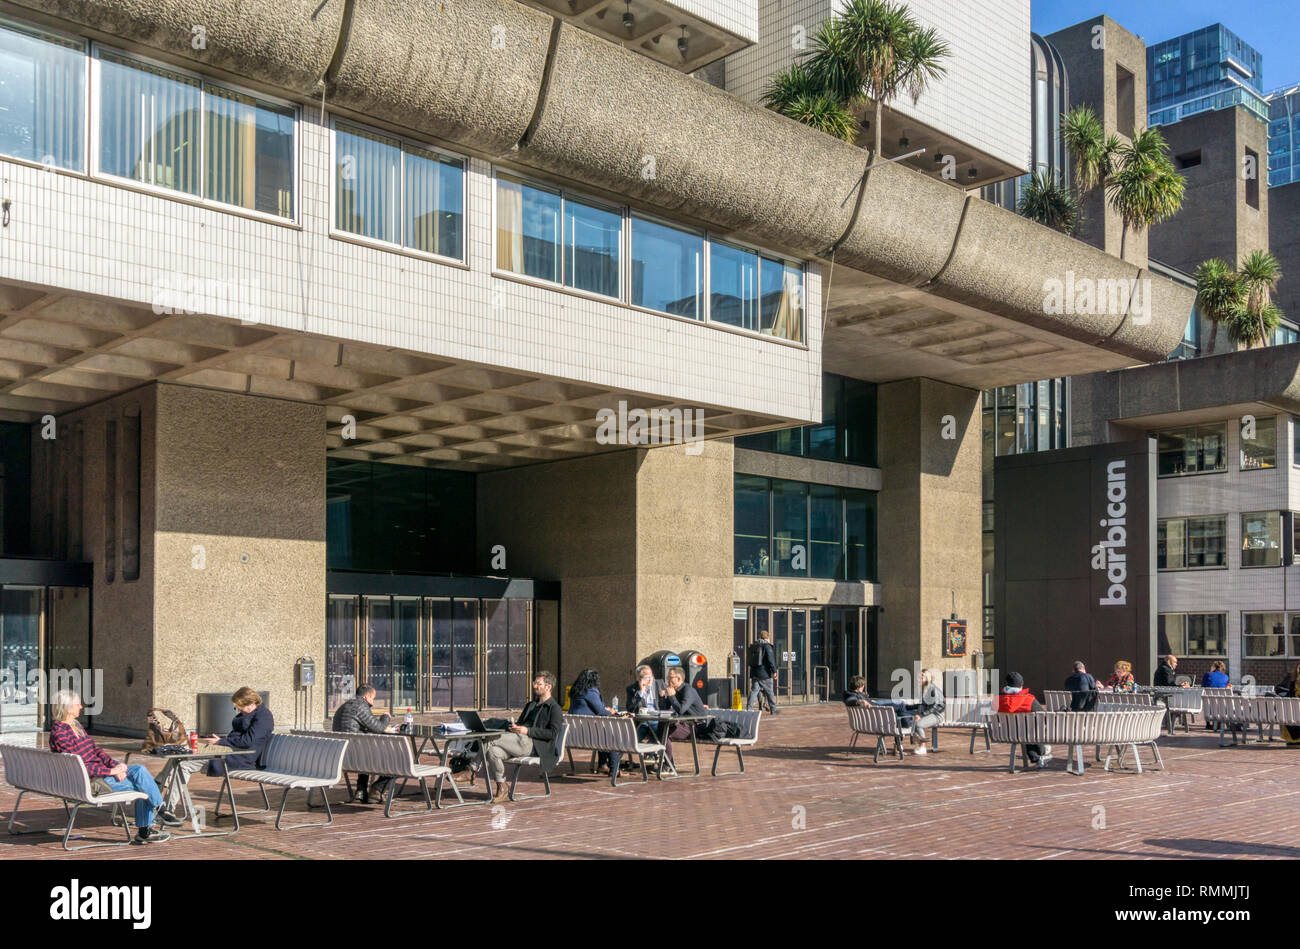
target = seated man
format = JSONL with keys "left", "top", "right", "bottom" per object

{"left": 486, "top": 671, "right": 563, "bottom": 804}
{"left": 658, "top": 666, "right": 705, "bottom": 767}
{"left": 1063, "top": 660, "right": 1099, "bottom": 711}
{"left": 998, "top": 671, "right": 1051, "bottom": 768}
{"left": 625, "top": 664, "right": 665, "bottom": 744}
{"left": 333, "top": 683, "right": 395, "bottom": 804}
{"left": 843, "top": 675, "right": 872, "bottom": 707}
{"left": 1153, "top": 654, "right": 1180, "bottom": 687}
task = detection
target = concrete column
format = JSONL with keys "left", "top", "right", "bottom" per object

{"left": 876, "top": 379, "right": 983, "bottom": 690}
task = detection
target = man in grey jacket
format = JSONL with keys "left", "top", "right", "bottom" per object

{"left": 332, "top": 683, "right": 393, "bottom": 804}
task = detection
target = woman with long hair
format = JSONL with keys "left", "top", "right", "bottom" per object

{"left": 567, "top": 668, "right": 615, "bottom": 773}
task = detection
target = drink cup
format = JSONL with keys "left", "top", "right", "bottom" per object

{"left": 188, "top": 730, "right": 198, "bottom": 752}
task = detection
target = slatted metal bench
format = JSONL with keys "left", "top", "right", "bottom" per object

{"left": 1202, "top": 695, "right": 1300, "bottom": 746}
{"left": 562, "top": 715, "right": 665, "bottom": 786}
{"left": 504, "top": 722, "right": 569, "bottom": 802}
{"left": 292, "top": 729, "right": 454, "bottom": 816}
{"left": 936, "top": 695, "right": 994, "bottom": 753}
{"left": 987, "top": 709, "right": 1166, "bottom": 775}
{"left": 215, "top": 734, "right": 346, "bottom": 830}
{"left": 693, "top": 708, "right": 761, "bottom": 776}
{"left": 846, "top": 705, "right": 906, "bottom": 763}
{"left": 2, "top": 744, "right": 148, "bottom": 851}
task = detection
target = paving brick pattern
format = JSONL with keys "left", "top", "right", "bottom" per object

{"left": 3, "top": 705, "right": 1298, "bottom": 860}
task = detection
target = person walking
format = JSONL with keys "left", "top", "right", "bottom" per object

{"left": 747, "top": 630, "right": 779, "bottom": 714}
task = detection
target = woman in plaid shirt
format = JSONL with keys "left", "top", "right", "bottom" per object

{"left": 49, "top": 690, "right": 176, "bottom": 844}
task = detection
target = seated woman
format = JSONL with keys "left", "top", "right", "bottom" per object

{"left": 908, "top": 669, "right": 945, "bottom": 756}
{"left": 1278, "top": 664, "right": 1300, "bottom": 747}
{"left": 625, "top": 664, "right": 665, "bottom": 744}
{"left": 1105, "top": 660, "right": 1136, "bottom": 692}
{"left": 1201, "top": 660, "right": 1230, "bottom": 689}
{"left": 567, "top": 668, "right": 615, "bottom": 774}
{"left": 164, "top": 687, "right": 273, "bottom": 815}
{"left": 49, "top": 689, "right": 177, "bottom": 844}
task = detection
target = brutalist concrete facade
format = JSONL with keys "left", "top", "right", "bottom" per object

{"left": 1272, "top": 182, "right": 1300, "bottom": 324}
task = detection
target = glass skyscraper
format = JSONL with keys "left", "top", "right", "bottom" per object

{"left": 1147, "top": 24, "right": 1268, "bottom": 127}
{"left": 1269, "top": 84, "right": 1300, "bottom": 186}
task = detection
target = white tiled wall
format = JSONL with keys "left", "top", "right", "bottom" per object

{"left": 0, "top": 109, "right": 821, "bottom": 425}
{"left": 1156, "top": 413, "right": 1300, "bottom": 670}
{"left": 671, "top": 0, "right": 760, "bottom": 43}
{"left": 724, "top": 0, "right": 1031, "bottom": 171}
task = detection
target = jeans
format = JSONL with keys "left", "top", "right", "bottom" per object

{"left": 911, "top": 712, "right": 941, "bottom": 740}
{"left": 748, "top": 677, "right": 777, "bottom": 711}
{"left": 104, "top": 764, "right": 163, "bottom": 830}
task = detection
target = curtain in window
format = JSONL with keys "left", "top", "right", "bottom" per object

{"left": 335, "top": 124, "right": 398, "bottom": 242}
{"left": 405, "top": 146, "right": 442, "bottom": 254}
{"left": 496, "top": 176, "right": 525, "bottom": 273}
{"left": 770, "top": 267, "right": 803, "bottom": 342}
{"left": 98, "top": 53, "right": 199, "bottom": 194}
{"left": 0, "top": 25, "right": 85, "bottom": 169}
{"left": 205, "top": 85, "right": 293, "bottom": 218}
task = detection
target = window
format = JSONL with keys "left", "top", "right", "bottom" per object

{"left": 0, "top": 19, "right": 85, "bottom": 171}
{"left": 336, "top": 123, "right": 464, "bottom": 259}
{"left": 1157, "top": 423, "right": 1227, "bottom": 476}
{"left": 1241, "top": 511, "right": 1281, "bottom": 567}
{"left": 1243, "top": 612, "right": 1287, "bottom": 658}
{"left": 760, "top": 256, "right": 803, "bottom": 342}
{"left": 563, "top": 196, "right": 620, "bottom": 298}
{"left": 711, "top": 242, "right": 759, "bottom": 331}
{"left": 495, "top": 174, "right": 560, "bottom": 281}
{"left": 733, "top": 475, "right": 876, "bottom": 581}
{"left": 97, "top": 52, "right": 200, "bottom": 195}
{"left": 1240, "top": 416, "right": 1276, "bottom": 469}
{"left": 1158, "top": 515, "right": 1227, "bottom": 569}
{"left": 1116, "top": 64, "right": 1136, "bottom": 138}
{"left": 1176, "top": 150, "right": 1202, "bottom": 169}
{"left": 1158, "top": 613, "right": 1227, "bottom": 656}
{"left": 735, "top": 374, "right": 877, "bottom": 467}
{"left": 204, "top": 85, "right": 294, "bottom": 217}
{"left": 630, "top": 215, "right": 703, "bottom": 319}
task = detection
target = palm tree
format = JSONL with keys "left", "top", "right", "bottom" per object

{"left": 1226, "top": 300, "right": 1281, "bottom": 349}
{"left": 1061, "top": 105, "right": 1119, "bottom": 197}
{"left": 1105, "top": 127, "right": 1185, "bottom": 262}
{"left": 1017, "top": 170, "right": 1079, "bottom": 234}
{"left": 1237, "top": 249, "right": 1283, "bottom": 346}
{"left": 762, "top": 64, "right": 859, "bottom": 142}
{"left": 1194, "top": 258, "right": 1246, "bottom": 355}
{"left": 804, "top": 0, "right": 949, "bottom": 160}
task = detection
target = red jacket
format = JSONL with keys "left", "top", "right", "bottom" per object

{"left": 997, "top": 691, "right": 1037, "bottom": 713}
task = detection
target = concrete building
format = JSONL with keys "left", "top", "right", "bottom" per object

{"left": 1148, "top": 105, "right": 1271, "bottom": 281}
{"left": 1273, "top": 182, "right": 1300, "bottom": 326}
{"left": 723, "top": 0, "right": 1032, "bottom": 188}
{"left": 1046, "top": 15, "right": 1149, "bottom": 266}
{"left": 0, "top": 0, "right": 1192, "bottom": 736}
{"left": 1147, "top": 23, "right": 1268, "bottom": 129}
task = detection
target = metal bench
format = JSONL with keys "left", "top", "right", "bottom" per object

{"left": 562, "top": 715, "right": 665, "bottom": 786}
{"left": 693, "top": 708, "right": 761, "bottom": 776}
{"left": 1203, "top": 694, "right": 1300, "bottom": 746}
{"left": 2, "top": 744, "right": 148, "bottom": 851}
{"left": 504, "top": 722, "right": 569, "bottom": 802}
{"left": 936, "top": 695, "right": 994, "bottom": 753}
{"left": 846, "top": 705, "right": 906, "bottom": 763}
{"left": 216, "top": 733, "right": 346, "bottom": 830}
{"left": 1161, "top": 687, "right": 1203, "bottom": 733}
{"left": 292, "top": 729, "right": 454, "bottom": 817}
{"left": 987, "top": 709, "right": 1166, "bottom": 775}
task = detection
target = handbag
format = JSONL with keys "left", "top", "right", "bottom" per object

{"left": 143, "top": 708, "right": 188, "bottom": 751}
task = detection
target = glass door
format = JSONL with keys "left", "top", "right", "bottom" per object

{"left": 0, "top": 587, "right": 42, "bottom": 733}
{"left": 426, "top": 598, "right": 453, "bottom": 711}
{"left": 325, "top": 595, "right": 358, "bottom": 713}
{"left": 365, "top": 596, "right": 393, "bottom": 710}
{"left": 450, "top": 598, "right": 476, "bottom": 710}
{"left": 771, "top": 610, "right": 790, "bottom": 699}
{"left": 392, "top": 596, "right": 420, "bottom": 713}
{"left": 789, "top": 610, "right": 807, "bottom": 698}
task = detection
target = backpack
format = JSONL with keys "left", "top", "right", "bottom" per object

{"left": 695, "top": 718, "right": 742, "bottom": 741}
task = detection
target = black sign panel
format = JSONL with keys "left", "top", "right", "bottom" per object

{"left": 993, "top": 439, "right": 1155, "bottom": 692}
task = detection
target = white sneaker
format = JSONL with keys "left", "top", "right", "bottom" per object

{"left": 1037, "top": 755, "right": 1052, "bottom": 769}
{"left": 913, "top": 745, "right": 927, "bottom": 755}
{"left": 1042, "top": 745, "right": 1052, "bottom": 756}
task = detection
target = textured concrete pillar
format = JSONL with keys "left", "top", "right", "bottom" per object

{"left": 151, "top": 385, "right": 326, "bottom": 730}
{"left": 477, "top": 440, "right": 733, "bottom": 693}
{"left": 877, "top": 379, "right": 983, "bottom": 689}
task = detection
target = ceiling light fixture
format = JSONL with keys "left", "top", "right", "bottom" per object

{"left": 677, "top": 26, "right": 688, "bottom": 55}
{"left": 622, "top": 0, "right": 634, "bottom": 30}
{"left": 898, "top": 136, "right": 909, "bottom": 148}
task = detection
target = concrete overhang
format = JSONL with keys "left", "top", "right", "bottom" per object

{"left": 17, "top": 0, "right": 1193, "bottom": 391}
{"left": 1078, "top": 342, "right": 1300, "bottom": 431}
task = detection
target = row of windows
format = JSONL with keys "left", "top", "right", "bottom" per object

{"left": 735, "top": 374, "right": 876, "bottom": 467}
{"left": 1156, "top": 416, "right": 1287, "bottom": 478}
{"left": 0, "top": 16, "right": 805, "bottom": 344}
{"left": 1160, "top": 612, "right": 1300, "bottom": 660}
{"left": 734, "top": 475, "right": 875, "bottom": 582}
{"left": 1157, "top": 511, "right": 1293, "bottom": 570}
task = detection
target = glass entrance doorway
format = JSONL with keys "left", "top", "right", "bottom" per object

{"left": 326, "top": 592, "right": 554, "bottom": 716}
{"left": 0, "top": 583, "right": 92, "bottom": 734}
{"left": 734, "top": 603, "right": 869, "bottom": 703}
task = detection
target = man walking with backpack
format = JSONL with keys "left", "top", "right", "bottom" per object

{"left": 747, "top": 629, "right": 779, "bottom": 714}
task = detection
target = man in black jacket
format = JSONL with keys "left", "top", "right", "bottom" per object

{"left": 659, "top": 666, "right": 706, "bottom": 767}
{"left": 747, "top": 630, "right": 780, "bottom": 714}
{"left": 333, "top": 683, "right": 395, "bottom": 804}
{"left": 1063, "top": 660, "right": 1099, "bottom": 711}
{"left": 485, "top": 671, "right": 563, "bottom": 804}
{"left": 1153, "top": 655, "right": 1179, "bottom": 686}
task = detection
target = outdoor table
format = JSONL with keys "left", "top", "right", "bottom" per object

{"left": 123, "top": 744, "right": 244, "bottom": 839}
{"left": 634, "top": 712, "right": 714, "bottom": 778}
{"left": 401, "top": 725, "right": 504, "bottom": 805}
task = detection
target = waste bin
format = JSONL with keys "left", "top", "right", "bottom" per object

{"left": 644, "top": 650, "right": 682, "bottom": 683}
{"left": 197, "top": 690, "right": 271, "bottom": 737}
{"left": 675, "top": 650, "right": 709, "bottom": 699}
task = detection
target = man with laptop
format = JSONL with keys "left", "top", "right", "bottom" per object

{"left": 484, "top": 671, "right": 563, "bottom": 804}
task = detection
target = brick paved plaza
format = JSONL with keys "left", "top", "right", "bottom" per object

{"left": 2, "top": 704, "right": 1297, "bottom": 861}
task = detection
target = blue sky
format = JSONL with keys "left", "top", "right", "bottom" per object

{"left": 1031, "top": 0, "right": 1299, "bottom": 91}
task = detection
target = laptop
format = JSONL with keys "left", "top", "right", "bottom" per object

{"left": 456, "top": 710, "right": 490, "bottom": 732}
